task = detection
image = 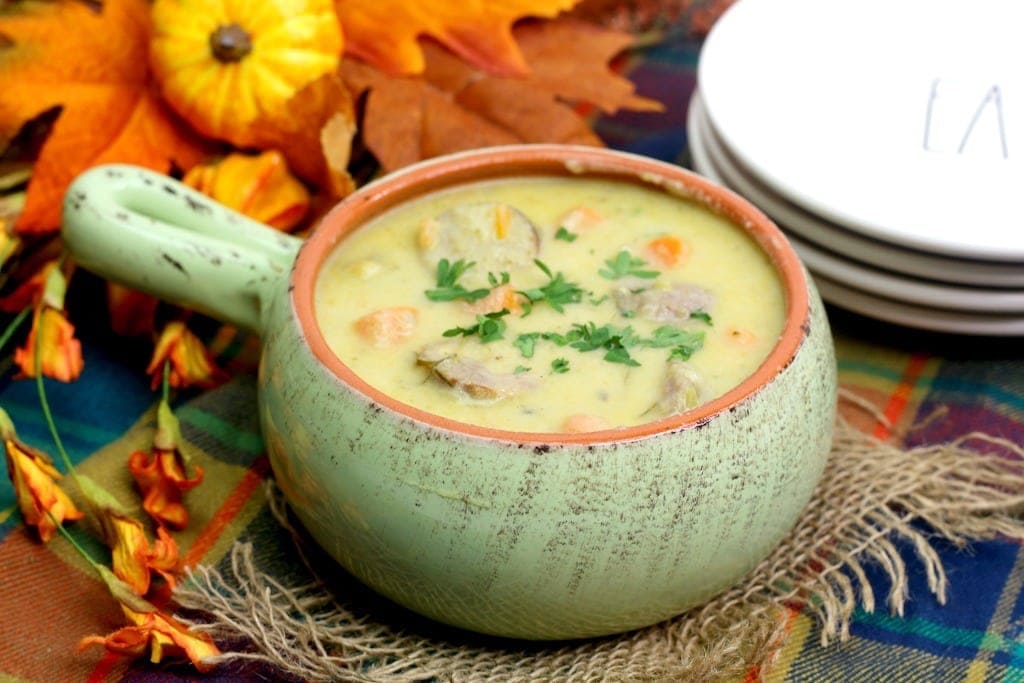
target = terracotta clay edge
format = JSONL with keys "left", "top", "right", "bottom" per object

{"left": 290, "top": 145, "right": 811, "bottom": 446}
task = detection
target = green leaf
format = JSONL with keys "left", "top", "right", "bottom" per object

{"left": 598, "top": 250, "right": 660, "bottom": 280}
{"left": 551, "top": 358, "right": 570, "bottom": 373}
{"left": 518, "top": 260, "right": 584, "bottom": 314}
{"left": 443, "top": 310, "right": 509, "bottom": 343}
{"left": 669, "top": 331, "right": 706, "bottom": 361}
{"left": 554, "top": 226, "right": 578, "bottom": 242}
{"left": 425, "top": 258, "right": 490, "bottom": 302}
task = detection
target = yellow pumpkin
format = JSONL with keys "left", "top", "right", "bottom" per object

{"left": 149, "top": 0, "right": 343, "bottom": 147}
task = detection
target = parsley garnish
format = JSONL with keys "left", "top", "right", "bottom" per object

{"left": 690, "top": 309, "right": 713, "bottom": 325}
{"left": 443, "top": 310, "right": 509, "bottom": 343}
{"left": 425, "top": 259, "right": 490, "bottom": 302}
{"left": 668, "top": 331, "right": 705, "bottom": 361}
{"left": 599, "top": 250, "right": 660, "bottom": 280}
{"left": 513, "top": 332, "right": 539, "bottom": 358}
{"left": 554, "top": 227, "right": 578, "bottom": 242}
{"left": 551, "top": 358, "right": 570, "bottom": 373}
{"left": 514, "top": 365, "right": 531, "bottom": 374}
{"left": 488, "top": 271, "right": 510, "bottom": 287}
{"left": 518, "top": 259, "right": 585, "bottom": 314}
{"left": 568, "top": 322, "right": 641, "bottom": 366}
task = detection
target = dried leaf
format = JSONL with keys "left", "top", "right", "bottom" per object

{"left": 0, "top": 0, "right": 211, "bottom": 233}
{"left": 247, "top": 74, "right": 357, "bottom": 200}
{"left": 342, "top": 17, "right": 662, "bottom": 173}
{"left": 338, "top": 0, "right": 581, "bottom": 76}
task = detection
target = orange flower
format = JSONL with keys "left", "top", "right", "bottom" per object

{"left": 1, "top": 408, "right": 84, "bottom": 541}
{"left": 13, "top": 306, "right": 84, "bottom": 382}
{"left": 147, "top": 321, "right": 227, "bottom": 390}
{"left": 128, "top": 401, "right": 203, "bottom": 529}
{"left": 12, "top": 262, "right": 83, "bottom": 382}
{"left": 79, "top": 606, "right": 221, "bottom": 672}
{"left": 182, "top": 151, "right": 311, "bottom": 232}
{"left": 102, "top": 512, "right": 181, "bottom": 595}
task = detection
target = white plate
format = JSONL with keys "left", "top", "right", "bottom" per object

{"left": 689, "top": 92, "right": 1024, "bottom": 288}
{"left": 698, "top": 0, "right": 1024, "bottom": 261}
{"left": 812, "top": 272, "right": 1024, "bottom": 337}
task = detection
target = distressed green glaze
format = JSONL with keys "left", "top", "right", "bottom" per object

{"left": 61, "top": 147, "right": 837, "bottom": 640}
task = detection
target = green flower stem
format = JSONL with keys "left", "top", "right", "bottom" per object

{"left": 48, "top": 510, "right": 102, "bottom": 569}
{"left": 0, "top": 306, "right": 30, "bottom": 356}
{"left": 162, "top": 358, "right": 171, "bottom": 404}
{"left": 32, "top": 309, "right": 82, "bottom": 490}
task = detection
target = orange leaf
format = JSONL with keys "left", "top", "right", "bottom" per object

{"left": 0, "top": 0, "right": 212, "bottom": 233}
{"left": 338, "top": 0, "right": 581, "bottom": 76}
{"left": 246, "top": 74, "right": 357, "bottom": 201}
{"left": 341, "top": 17, "right": 662, "bottom": 173}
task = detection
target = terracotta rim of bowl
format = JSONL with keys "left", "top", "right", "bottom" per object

{"left": 291, "top": 144, "right": 811, "bottom": 445}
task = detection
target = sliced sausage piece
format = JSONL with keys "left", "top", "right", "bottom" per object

{"left": 651, "top": 361, "right": 702, "bottom": 417}
{"left": 613, "top": 282, "right": 714, "bottom": 324}
{"left": 419, "top": 202, "right": 540, "bottom": 286}
{"left": 417, "top": 341, "right": 538, "bottom": 401}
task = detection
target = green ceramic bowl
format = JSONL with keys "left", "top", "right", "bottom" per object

{"left": 62, "top": 145, "right": 836, "bottom": 640}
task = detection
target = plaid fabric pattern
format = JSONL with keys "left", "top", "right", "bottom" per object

{"left": 3, "top": 11, "right": 1024, "bottom": 682}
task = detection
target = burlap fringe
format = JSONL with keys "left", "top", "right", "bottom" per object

{"left": 174, "top": 393, "right": 1024, "bottom": 682}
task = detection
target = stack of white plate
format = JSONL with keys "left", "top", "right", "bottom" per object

{"left": 689, "top": 0, "right": 1024, "bottom": 335}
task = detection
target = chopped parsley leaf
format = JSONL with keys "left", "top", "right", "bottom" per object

{"left": 551, "top": 358, "right": 570, "bottom": 374}
{"left": 514, "top": 365, "right": 531, "bottom": 374}
{"left": 598, "top": 250, "right": 660, "bottom": 280}
{"left": 514, "top": 332, "right": 539, "bottom": 358}
{"left": 568, "top": 322, "right": 641, "bottom": 366}
{"left": 554, "top": 227, "right": 578, "bottom": 242}
{"left": 443, "top": 310, "right": 509, "bottom": 343}
{"left": 425, "top": 258, "right": 490, "bottom": 302}
{"left": 690, "top": 309, "right": 713, "bottom": 325}
{"left": 518, "top": 259, "right": 585, "bottom": 314}
{"left": 668, "top": 331, "right": 706, "bottom": 361}
{"left": 488, "top": 271, "right": 511, "bottom": 287}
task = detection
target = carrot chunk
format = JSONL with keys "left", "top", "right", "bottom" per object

{"left": 354, "top": 307, "right": 419, "bottom": 348}
{"left": 645, "top": 236, "right": 689, "bottom": 268}
{"left": 558, "top": 206, "right": 603, "bottom": 235}
{"left": 465, "top": 283, "right": 523, "bottom": 315}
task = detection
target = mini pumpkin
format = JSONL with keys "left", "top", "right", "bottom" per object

{"left": 149, "top": 0, "right": 343, "bottom": 147}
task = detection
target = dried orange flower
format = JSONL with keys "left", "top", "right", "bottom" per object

{"left": 12, "top": 262, "right": 84, "bottom": 382}
{"left": 182, "top": 151, "right": 311, "bottom": 231}
{"left": 147, "top": 321, "right": 227, "bottom": 390}
{"left": 14, "top": 306, "right": 84, "bottom": 382}
{"left": 128, "top": 401, "right": 203, "bottom": 529}
{"left": 1, "top": 408, "right": 84, "bottom": 541}
{"left": 102, "top": 511, "right": 181, "bottom": 595}
{"left": 79, "top": 605, "right": 221, "bottom": 672}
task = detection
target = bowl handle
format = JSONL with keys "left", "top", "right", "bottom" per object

{"left": 61, "top": 164, "right": 302, "bottom": 334}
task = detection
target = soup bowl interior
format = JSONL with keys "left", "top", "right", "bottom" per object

{"left": 256, "top": 144, "right": 837, "bottom": 640}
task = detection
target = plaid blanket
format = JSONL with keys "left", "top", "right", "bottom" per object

{"left": 3, "top": 10, "right": 1024, "bottom": 683}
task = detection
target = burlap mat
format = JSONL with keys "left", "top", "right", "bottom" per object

{"left": 173, "top": 393, "right": 1024, "bottom": 681}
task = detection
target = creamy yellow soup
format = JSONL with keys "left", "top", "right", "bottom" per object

{"left": 314, "top": 176, "right": 786, "bottom": 433}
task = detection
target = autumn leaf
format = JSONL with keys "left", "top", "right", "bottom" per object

{"left": 0, "top": 0, "right": 212, "bottom": 234}
{"left": 338, "top": 0, "right": 582, "bottom": 77}
{"left": 341, "top": 17, "right": 663, "bottom": 173}
{"left": 246, "top": 74, "right": 357, "bottom": 201}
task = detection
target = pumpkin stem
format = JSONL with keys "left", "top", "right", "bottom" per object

{"left": 210, "top": 23, "right": 252, "bottom": 63}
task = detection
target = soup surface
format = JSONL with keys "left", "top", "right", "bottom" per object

{"left": 314, "top": 176, "right": 786, "bottom": 433}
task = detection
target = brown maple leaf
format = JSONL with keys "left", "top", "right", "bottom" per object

{"left": 338, "top": 0, "right": 582, "bottom": 77}
{"left": 0, "top": 0, "right": 212, "bottom": 234}
{"left": 341, "top": 17, "right": 663, "bottom": 173}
